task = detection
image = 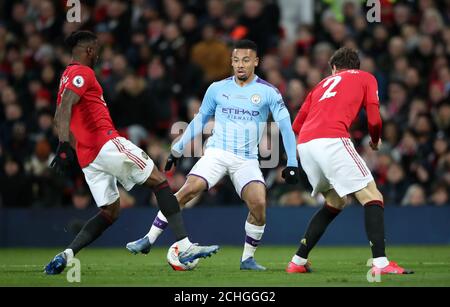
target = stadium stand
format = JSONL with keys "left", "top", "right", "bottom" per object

{"left": 0, "top": 0, "right": 448, "bottom": 209}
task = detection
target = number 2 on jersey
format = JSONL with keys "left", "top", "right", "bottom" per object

{"left": 319, "top": 76, "right": 342, "bottom": 102}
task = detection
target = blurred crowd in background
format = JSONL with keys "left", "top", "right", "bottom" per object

{"left": 0, "top": 0, "right": 449, "bottom": 209}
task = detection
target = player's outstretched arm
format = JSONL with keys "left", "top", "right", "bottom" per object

{"left": 278, "top": 117, "right": 298, "bottom": 167}
{"left": 165, "top": 112, "right": 211, "bottom": 171}
{"left": 268, "top": 88, "right": 300, "bottom": 184}
{"left": 166, "top": 82, "right": 217, "bottom": 171}
{"left": 51, "top": 89, "right": 80, "bottom": 175}
{"left": 277, "top": 117, "right": 300, "bottom": 184}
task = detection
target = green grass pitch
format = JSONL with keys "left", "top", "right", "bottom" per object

{"left": 1, "top": 246, "right": 449, "bottom": 286}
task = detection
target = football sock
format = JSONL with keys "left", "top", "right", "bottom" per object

{"left": 64, "top": 248, "right": 74, "bottom": 263}
{"left": 292, "top": 254, "right": 308, "bottom": 266}
{"left": 364, "top": 200, "right": 386, "bottom": 258}
{"left": 296, "top": 204, "right": 341, "bottom": 259}
{"left": 67, "top": 210, "right": 114, "bottom": 254}
{"left": 153, "top": 181, "right": 188, "bottom": 241}
{"left": 373, "top": 256, "right": 389, "bottom": 268}
{"left": 176, "top": 237, "right": 193, "bottom": 252}
{"left": 146, "top": 211, "right": 168, "bottom": 244}
{"left": 242, "top": 221, "right": 265, "bottom": 261}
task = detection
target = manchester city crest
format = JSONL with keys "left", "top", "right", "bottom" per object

{"left": 251, "top": 94, "right": 261, "bottom": 105}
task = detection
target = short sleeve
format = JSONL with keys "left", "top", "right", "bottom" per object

{"left": 65, "top": 66, "right": 94, "bottom": 97}
{"left": 199, "top": 83, "right": 218, "bottom": 115}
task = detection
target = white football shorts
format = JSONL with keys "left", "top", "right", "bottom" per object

{"left": 298, "top": 137, "right": 374, "bottom": 198}
{"left": 188, "top": 148, "right": 265, "bottom": 198}
{"left": 82, "top": 137, "right": 154, "bottom": 207}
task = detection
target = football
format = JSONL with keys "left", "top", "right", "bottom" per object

{"left": 167, "top": 242, "right": 199, "bottom": 271}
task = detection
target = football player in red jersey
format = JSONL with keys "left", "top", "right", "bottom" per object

{"left": 286, "top": 47, "right": 413, "bottom": 275}
{"left": 45, "top": 31, "right": 219, "bottom": 275}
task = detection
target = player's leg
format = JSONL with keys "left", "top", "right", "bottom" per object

{"left": 353, "top": 181, "right": 413, "bottom": 274}
{"left": 139, "top": 168, "right": 192, "bottom": 253}
{"left": 127, "top": 173, "right": 207, "bottom": 254}
{"left": 175, "top": 175, "right": 208, "bottom": 204}
{"left": 127, "top": 172, "right": 207, "bottom": 253}
{"left": 44, "top": 199, "right": 121, "bottom": 275}
{"left": 121, "top": 145, "right": 222, "bottom": 262}
{"left": 287, "top": 140, "right": 337, "bottom": 273}
{"left": 128, "top": 154, "right": 219, "bottom": 253}
{"left": 138, "top": 175, "right": 207, "bottom": 249}
{"left": 45, "top": 158, "right": 121, "bottom": 274}
{"left": 354, "top": 181, "right": 385, "bottom": 266}
{"left": 287, "top": 189, "right": 345, "bottom": 273}
{"left": 144, "top": 170, "right": 219, "bottom": 263}
{"left": 229, "top": 156, "right": 267, "bottom": 271}
{"left": 68, "top": 199, "right": 120, "bottom": 255}
{"left": 328, "top": 137, "right": 411, "bottom": 274}
{"left": 297, "top": 188, "right": 345, "bottom": 260}
{"left": 240, "top": 181, "right": 267, "bottom": 271}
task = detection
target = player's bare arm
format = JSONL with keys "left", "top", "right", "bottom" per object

{"left": 54, "top": 109, "right": 76, "bottom": 149}
{"left": 55, "top": 88, "right": 80, "bottom": 142}
{"left": 50, "top": 88, "right": 80, "bottom": 175}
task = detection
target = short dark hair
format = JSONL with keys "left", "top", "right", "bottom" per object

{"left": 64, "top": 31, "right": 97, "bottom": 52}
{"left": 329, "top": 47, "right": 360, "bottom": 70}
{"left": 233, "top": 39, "right": 258, "bottom": 55}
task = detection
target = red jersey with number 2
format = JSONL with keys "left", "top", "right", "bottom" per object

{"left": 56, "top": 62, "right": 119, "bottom": 168}
{"left": 292, "top": 69, "right": 382, "bottom": 145}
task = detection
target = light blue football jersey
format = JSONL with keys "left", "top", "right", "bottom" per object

{"left": 199, "top": 75, "right": 290, "bottom": 159}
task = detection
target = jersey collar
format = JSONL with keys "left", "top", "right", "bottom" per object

{"left": 68, "top": 61, "right": 81, "bottom": 66}
{"left": 232, "top": 74, "right": 258, "bottom": 88}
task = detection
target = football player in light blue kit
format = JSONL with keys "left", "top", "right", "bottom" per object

{"left": 127, "top": 40, "right": 300, "bottom": 270}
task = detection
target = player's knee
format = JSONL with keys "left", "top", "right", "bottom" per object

{"left": 376, "top": 189, "right": 384, "bottom": 202}
{"left": 147, "top": 168, "right": 167, "bottom": 187}
{"left": 249, "top": 197, "right": 266, "bottom": 209}
{"left": 101, "top": 203, "right": 120, "bottom": 223}
{"left": 328, "top": 200, "right": 345, "bottom": 210}
{"left": 355, "top": 183, "right": 383, "bottom": 206}
{"left": 178, "top": 183, "right": 201, "bottom": 203}
{"left": 109, "top": 211, "right": 120, "bottom": 222}
{"left": 174, "top": 192, "right": 183, "bottom": 207}
{"left": 374, "top": 193, "right": 383, "bottom": 203}
{"left": 181, "top": 184, "right": 196, "bottom": 199}
{"left": 368, "top": 187, "right": 383, "bottom": 203}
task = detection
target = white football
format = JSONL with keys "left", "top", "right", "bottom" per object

{"left": 167, "top": 242, "right": 199, "bottom": 271}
